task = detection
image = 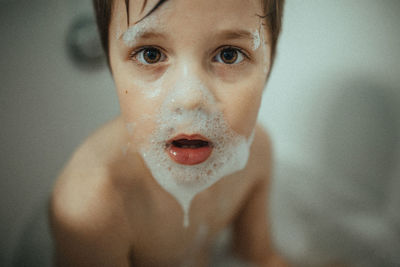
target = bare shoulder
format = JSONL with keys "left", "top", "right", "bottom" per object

{"left": 49, "top": 117, "right": 131, "bottom": 266}
{"left": 51, "top": 116, "right": 125, "bottom": 222}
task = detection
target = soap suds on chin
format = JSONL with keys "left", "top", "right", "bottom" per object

{"left": 139, "top": 78, "right": 255, "bottom": 228}
{"left": 252, "top": 29, "right": 261, "bottom": 51}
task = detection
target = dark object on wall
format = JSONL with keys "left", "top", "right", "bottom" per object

{"left": 66, "top": 14, "right": 105, "bottom": 70}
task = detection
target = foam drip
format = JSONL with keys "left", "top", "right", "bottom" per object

{"left": 139, "top": 78, "right": 254, "bottom": 227}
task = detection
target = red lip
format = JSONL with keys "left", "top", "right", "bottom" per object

{"left": 167, "top": 134, "right": 213, "bottom": 165}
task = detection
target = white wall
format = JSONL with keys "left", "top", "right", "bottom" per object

{"left": 0, "top": 0, "right": 118, "bottom": 265}
{"left": 260, "top": 1, "right": 400, "bottom": 266}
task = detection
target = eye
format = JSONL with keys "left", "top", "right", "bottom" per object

{"left": 131, "top": 47, "right": 166, "bottom": 65}
{"left": 214, "top": 47, "right": 245, "bottom": 64}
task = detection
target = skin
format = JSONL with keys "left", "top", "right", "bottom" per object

{"left": 50, "top": 0, "right": 288, "bottom": 266}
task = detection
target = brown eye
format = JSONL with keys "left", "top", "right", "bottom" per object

{"left": 214, "top": 47, "right": 244, "bottom": 65}
{"left": 133, "top": 47, "right": 165, "bottom": 65}
{"left": 220, "top": 48, "right": 238, "bottom": 64}
{"left": 143, "top": 48, "right": 161, "bottom": 63}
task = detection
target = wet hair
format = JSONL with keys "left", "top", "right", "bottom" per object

{"left": 92, "top": 0, "right": 285, "bottom": 69}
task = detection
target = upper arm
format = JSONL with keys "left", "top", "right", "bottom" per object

{"left": 50, "top": 172, "right": 131, "bottom": 267}
{"left": 232, "top": 126, "right": 287, "bottom": 266}
{"left": 232, "top": 173, "right": 273, "bottom": 264}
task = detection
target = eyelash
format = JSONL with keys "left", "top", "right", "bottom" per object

{"left": 129, "top": 45, "right": 250, "bottom": 66}
{"left": 129, "top": 45, "right": 167, "bottom": 66}
{"left": 213, "top": 46, "right": 249, "bottom": 64}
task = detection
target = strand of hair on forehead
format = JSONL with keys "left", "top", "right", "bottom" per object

{"left": 125, "top": 0, "right": 169, "bottom": 25}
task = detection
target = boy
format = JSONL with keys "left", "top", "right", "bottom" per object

{"left": 50, "top": 0, "right": 286, "bottom": 266}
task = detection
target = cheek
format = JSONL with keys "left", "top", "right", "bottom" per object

{"left": 116, "top": 76, "right": 161, "bottom": 114}
{"left": 116, "top": 83, "right": 164, "bottom": 137}
{"left": 222, "top": 82, "right": 263, "bottom": 137}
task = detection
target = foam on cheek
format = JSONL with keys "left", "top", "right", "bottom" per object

{"left": 145, "top": 84, "right": 163, "bottom": 98}
{"left": 139, "top": 78, "right": 255, "bottom": 227}
{"left": 142, "top": 73, "right": 168, "bottom": 98}
{"left": 129, "top": 70, "right": 168, "bottom": 99}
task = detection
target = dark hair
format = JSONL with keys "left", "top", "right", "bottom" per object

{"left": 92, "top": 0, "right": 285, "bottom": 69}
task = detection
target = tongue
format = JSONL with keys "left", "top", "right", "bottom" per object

{"left": 168, "top": 145, "right": 212, "bottom": 165}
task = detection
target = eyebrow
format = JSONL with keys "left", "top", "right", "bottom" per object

{"left": 135, "top": 29, "right": 167, "bottom": 40}
{"left": 216, "top": 29, "right": 254, "bottom": 41}
{"left": 120, "top": 28, "right": 256, "bottom": 44}
{"left": 123, "top": 28, "right": 253, "bottom": 40}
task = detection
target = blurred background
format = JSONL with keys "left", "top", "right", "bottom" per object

{"left": 0, "top": 0, "right": 399, "bottom": 266}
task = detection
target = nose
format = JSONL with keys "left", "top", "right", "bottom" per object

{"left": 169, "top": 64, "right": 210, "bottom": 112}
{"left": 177, "top": 83, "right": 204, "bottom": 111}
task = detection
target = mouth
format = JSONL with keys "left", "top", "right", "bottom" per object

{"left": 166, "top": 134, "right": 213, "bottom": 165}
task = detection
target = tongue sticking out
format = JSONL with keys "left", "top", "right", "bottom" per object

{"left": 167, "top": 137, "right": 213, "bottom": 165}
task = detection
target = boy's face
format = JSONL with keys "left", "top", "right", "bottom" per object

{"left": 108, "top": 0, "right": 271, "bottom": 179}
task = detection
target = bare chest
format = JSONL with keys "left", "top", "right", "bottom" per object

{"left": 125, "top": 172, "right": 255, "bottom": 266}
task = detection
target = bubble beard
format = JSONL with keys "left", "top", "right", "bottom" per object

{"left": 138, "top": 83, "right": 255, "bottom": 228}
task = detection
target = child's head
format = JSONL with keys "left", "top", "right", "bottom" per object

{"left": 92, "top": 0, "right": 285, "bottom": 221}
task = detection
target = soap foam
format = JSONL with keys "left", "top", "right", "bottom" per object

{"left": 122, "top": 15, "right": 161, "bottom": 47}
{"left": 252, "top": 29, "right": 261, "bottom": 51}
{"left": 130, "top": 70, "right": 166, "bottom": 99}
{"left": 142, "top": 75, "right": 164, "bottom": 98}
{"left": 139, "top": 78, "right": 254, "bottom": 227}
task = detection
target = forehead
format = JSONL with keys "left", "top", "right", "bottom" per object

{"left": 111, "top": 0, "right": 265, "bottom": 38}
